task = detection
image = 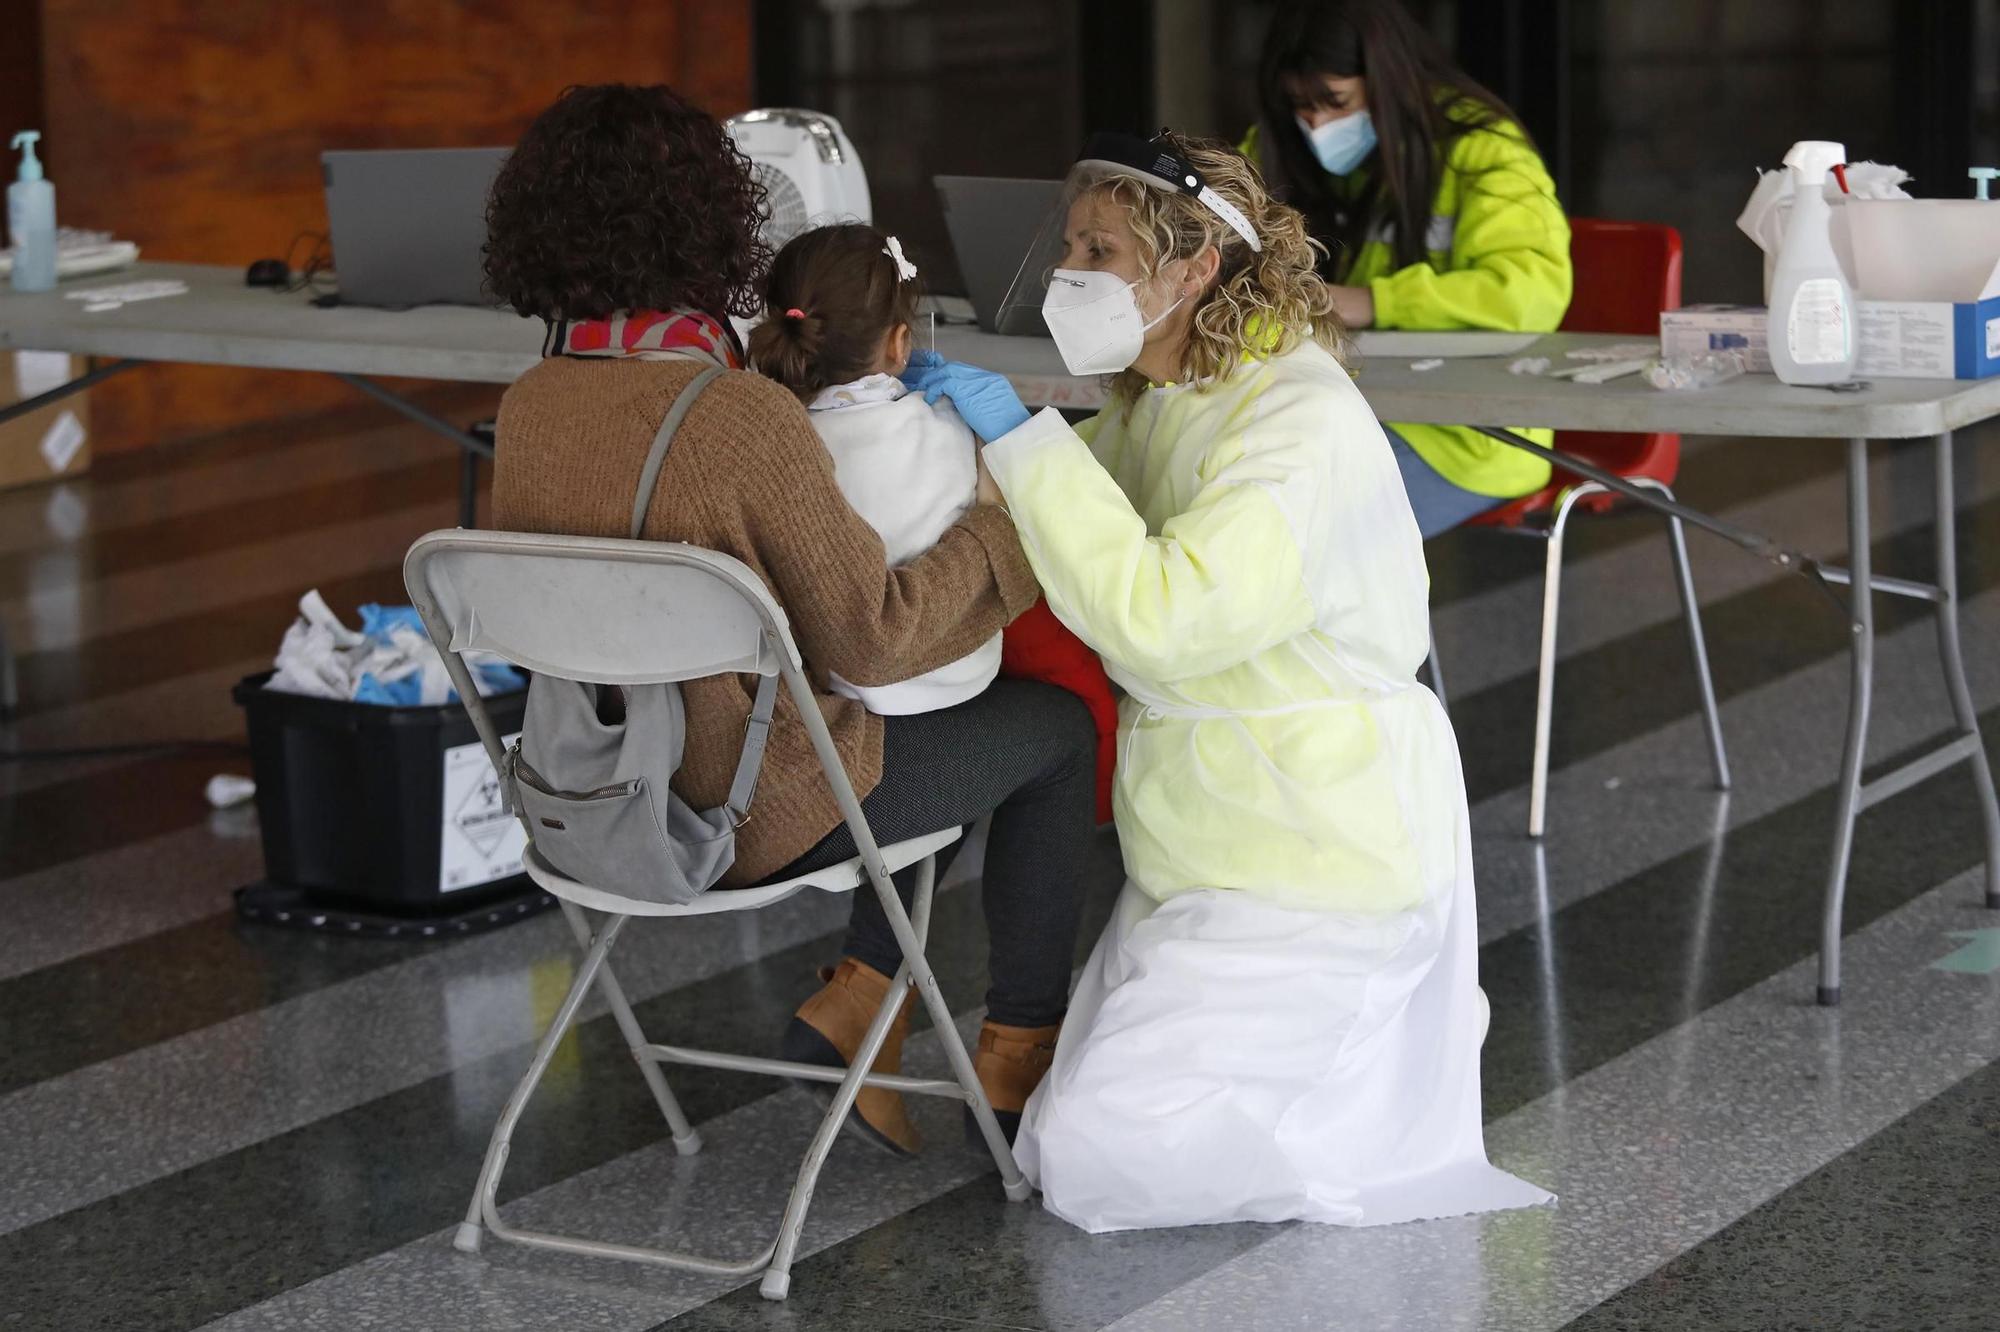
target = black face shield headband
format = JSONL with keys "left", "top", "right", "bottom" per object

{"left": 1072, "top": 132, "right": 1264, "bottom": 254}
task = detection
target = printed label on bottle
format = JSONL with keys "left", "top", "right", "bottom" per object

{"left": 1786, "top": 279, "right": 1851, "bottom": 365}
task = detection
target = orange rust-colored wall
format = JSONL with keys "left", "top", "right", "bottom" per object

{"left": 37, "top": 0, "right": 754, "bottom": 451}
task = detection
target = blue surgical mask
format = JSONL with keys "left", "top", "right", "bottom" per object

{"left": 1297, "top": 110, "right": 1377, "bottom": 176}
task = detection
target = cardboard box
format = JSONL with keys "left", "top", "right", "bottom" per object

{"left": 1661, "top": 297, "right": 2000, "bottom": 380}
{"left": 1856, "top": 296, "right": 2000, "bottom": 379}
{"left": 0, "top": 351, "right": 91, "bottom": 491}
{"left": 1842, "top": 201, "right": 2000, "bottom": 379}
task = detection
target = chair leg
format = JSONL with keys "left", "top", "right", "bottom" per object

{"left": 1529, "top": 489, "right": 1593, "bottom": 839}
{"left": 1424, "top": 629, "right": 1448, "bottom": 711}
{"left": 455, "top": 911, "right": 632, "bottom": 1255}
{"left": 885, "top": 859, "right": 1023, "bottom": 1192}
{"left": 760, "top": 855, "right": 939, "bottom": 1302}
{"left": 555, "top": 900, "right": 702, "bottom": 1156}
{"left": 1637, "top": 478, "right": 1732, "bottom": 795}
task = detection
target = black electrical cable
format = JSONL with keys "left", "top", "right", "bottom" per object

{"left": 0, "top": 740, "right": 251, "bottom": 764}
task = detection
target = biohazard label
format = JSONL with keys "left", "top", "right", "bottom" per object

{"left": 440, "top": 733, "right": 526, "bottom": 893}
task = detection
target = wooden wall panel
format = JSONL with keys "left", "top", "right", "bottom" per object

{"left": 0, "top": 0, "right": 44, "bottom": 161}
{"left": 38, "top": 0, "right": 753, "bottom": 450}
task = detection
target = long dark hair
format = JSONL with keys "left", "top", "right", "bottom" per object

{"left": 1256, "top": 0, "right": 1522, "bottom": 277}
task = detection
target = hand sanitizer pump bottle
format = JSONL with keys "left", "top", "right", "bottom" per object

{"left": 1767, "top": 140, "right": 1858, "bottom": 386}
{"left": 7, "top": 131, "right": 57, "bottom": 293}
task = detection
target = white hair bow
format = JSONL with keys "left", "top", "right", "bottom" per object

{"left": 882, "top": 235, "right": 918, "bottom": 282}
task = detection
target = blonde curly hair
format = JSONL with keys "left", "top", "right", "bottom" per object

{"left": 1089, "top": 132, "right": 1345, "bottom": 406}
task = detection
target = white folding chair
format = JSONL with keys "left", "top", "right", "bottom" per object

{"left": 403, "top": 528, "right": 1030, "bottom": 1302}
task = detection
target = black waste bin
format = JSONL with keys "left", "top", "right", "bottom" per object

{"left": 231, "top": 671, "right": 551, "bottom": 936}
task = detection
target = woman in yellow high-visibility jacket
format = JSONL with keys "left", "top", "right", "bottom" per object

{"left": 1244, "top": 0, "right": 1573, "bottom": 535}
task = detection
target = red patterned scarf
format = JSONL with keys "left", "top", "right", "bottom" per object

{"left": 543, "top": 309, "right": 743, "bottom": 369}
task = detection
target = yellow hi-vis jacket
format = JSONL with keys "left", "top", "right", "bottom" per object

{"left": 984, "top": 339, "right": 1462, "bottom": 915}
{"left": 1244, "top": 113, "right": 1572, "bottom": 499}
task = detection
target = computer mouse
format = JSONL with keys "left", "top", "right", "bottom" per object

{"left": 245, "top": 258, "right": 291, "bottom": 288}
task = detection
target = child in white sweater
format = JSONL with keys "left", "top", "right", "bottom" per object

{"left": 748, "top": 224, "right": 998, "bottom": 715}
{"left": 750, "top": 224, "right": 1119, "bottom": 822}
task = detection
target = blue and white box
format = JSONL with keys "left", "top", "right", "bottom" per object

{"left": 1845, "top": 199, "right": 2000, "bottom": 380}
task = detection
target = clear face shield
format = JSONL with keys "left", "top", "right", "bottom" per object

{"left": 996, "top": 134, "right": 1262, "bottom": 373}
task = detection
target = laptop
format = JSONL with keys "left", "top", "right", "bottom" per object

{"left": 935, "top": 175, "right": 1063, "bottom": 336}
{"left": 322, "top": 148, "right": 509, "bottom": 308}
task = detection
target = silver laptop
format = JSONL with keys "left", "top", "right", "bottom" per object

{"left": 935, "top": 175, "right": 1063, "bottom": 336}
{"left": 322, "top": 148, "right": 509, "bottom": 308}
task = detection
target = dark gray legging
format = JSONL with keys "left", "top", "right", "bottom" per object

{"left": 766, "top": 679, "right": 1098, "bottom": 1028}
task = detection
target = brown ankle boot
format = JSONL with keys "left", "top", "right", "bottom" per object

{"left": 967, "top": 1020, "right": 1060, "bottom": 1147}
{"left": 780, "top": 958, "right": 921, "bottom": 1156}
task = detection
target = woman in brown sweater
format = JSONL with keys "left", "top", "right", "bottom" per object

{"left": 483, "top": 85, "right": 1096, "bottom": 1153}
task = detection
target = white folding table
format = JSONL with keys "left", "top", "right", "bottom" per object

{"left": 0, "top": 261, "right": 545, "bottom": 519}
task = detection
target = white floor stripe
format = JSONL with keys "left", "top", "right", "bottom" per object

{"left": 0, "top": 884, "right": 857, "bottom": 1235}
{"left": 0, "top": 822, "right": 263, "bottom": 982}
{"left": 194, "top": 1008, "right": 1008, "bottom": 1332}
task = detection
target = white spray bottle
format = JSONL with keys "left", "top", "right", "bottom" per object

{"left": 1767, "top": 140, "right": 1857, "bottom": 386}
{"left": 7, "top": 130, "right": 56, "bottom": 293}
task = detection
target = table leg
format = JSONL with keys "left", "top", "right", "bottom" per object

{"left": 331, "top": 373, "right": 493, "bottom": 529}
{"left": 459, "top": 452, "right": 481, "bottom": 530}
{"left": 1819, "top": 438, "right": 1874, "bottom": 1007}
{"left": 1931, "top": 431, "right": 2000, "bottom": 909}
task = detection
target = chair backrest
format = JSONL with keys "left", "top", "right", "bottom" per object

{"left": 1561, "top": 218, "right": 1683, "bottom": 337}
{"left": 1555, "top": 218, "right": 1684, "bottom": 495}
{"left": 403, "top": 528, "right": 802, "bottom": 773}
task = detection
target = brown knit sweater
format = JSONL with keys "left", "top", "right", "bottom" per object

{"left": 492, "top": 356, "right": 1041, "bottom": 885}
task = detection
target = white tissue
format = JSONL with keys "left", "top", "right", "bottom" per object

{"left": 64, "top": 278, "right": 189, "bottom": 312}
{"left": 205, "top": 774, "right": 257, "bottom": 809}
{"left": 263, "top": 590, "right": 513, "bottom": 706}
{"left": 1737, "top": 161, "right": 1913, "bottom": 258}
{"left": 1410, "top": 358, "right": 1444, "bottom": 371}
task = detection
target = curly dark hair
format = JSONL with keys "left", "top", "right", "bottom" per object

{"left": 484, "top": 84, "right": 772, "bottom": 321}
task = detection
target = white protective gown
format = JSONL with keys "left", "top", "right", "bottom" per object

{"left": 983, "top": 337, "right": 1552, "bottom": 1232}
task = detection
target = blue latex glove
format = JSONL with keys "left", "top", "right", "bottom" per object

{"left": 899, "top": 353, "right": 1031, "bottom": 443}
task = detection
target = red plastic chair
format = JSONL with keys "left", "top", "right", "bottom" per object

{"left": 1441, "top": 219, "right": 1729, "bottom": 836}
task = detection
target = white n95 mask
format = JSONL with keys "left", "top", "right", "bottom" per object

{"left": 1041, "top": 268, "right": 1184, "bottom": 377}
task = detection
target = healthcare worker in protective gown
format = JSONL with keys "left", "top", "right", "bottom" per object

{"left": 903, "top": 131, "right": 1552, "bottom": 1233}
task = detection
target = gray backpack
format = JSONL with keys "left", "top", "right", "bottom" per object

{"left": 505, "top": 367, "right": 777, "bottom": 905}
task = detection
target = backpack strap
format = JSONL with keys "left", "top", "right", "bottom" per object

{"left": 727, "top": 667, "right": 778, "bottom": 825}
{"left": 630, "top": 366, "right": 726, "bottom": 540}
{"left": 625, "top": 364, "right": 775, "bottom": 826}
